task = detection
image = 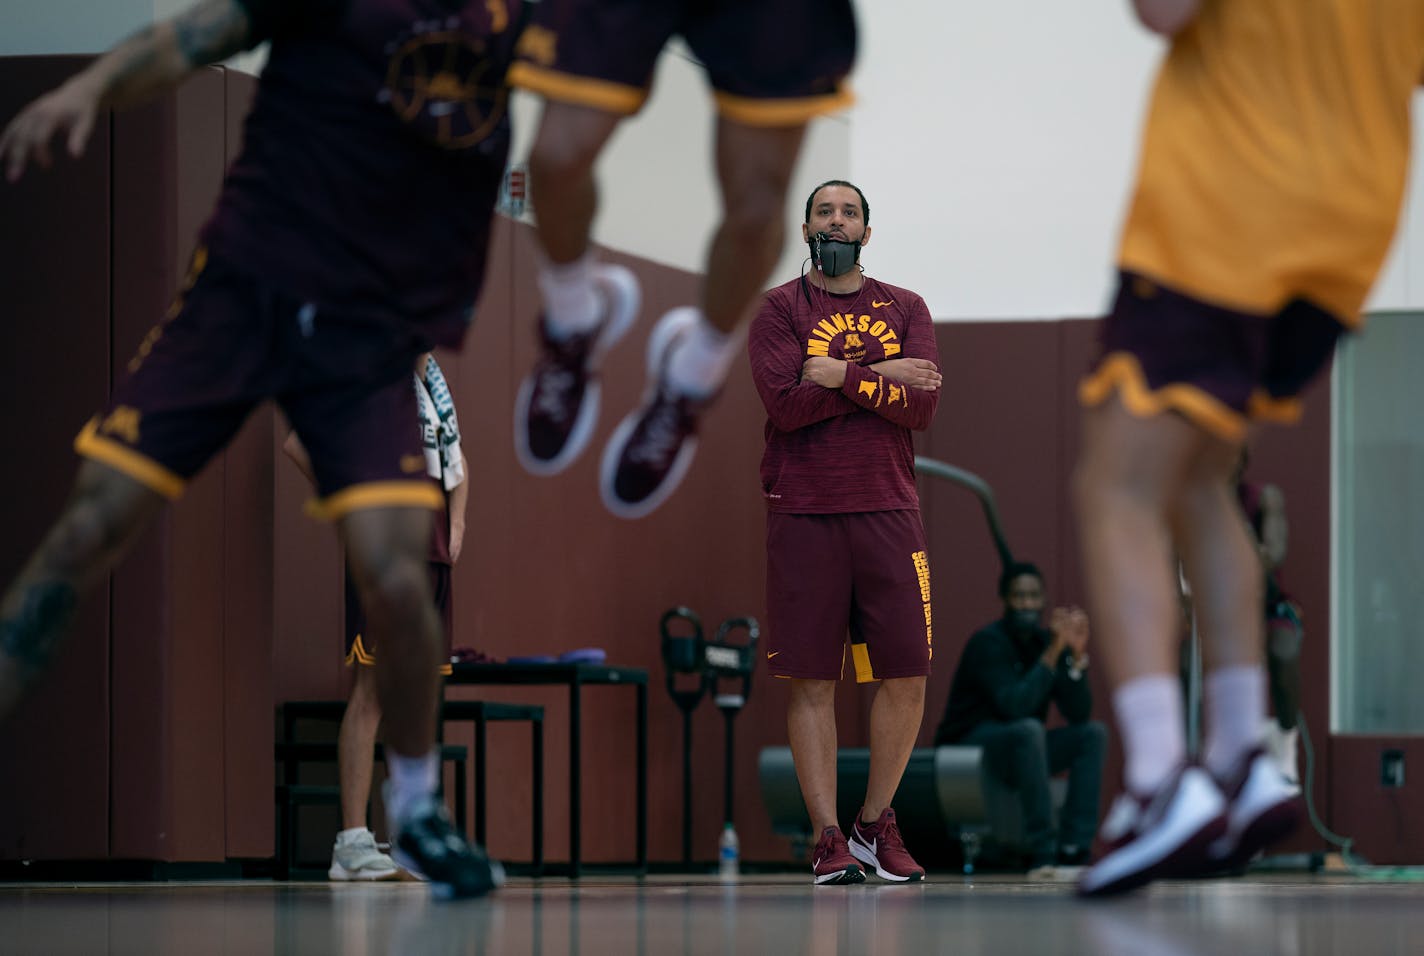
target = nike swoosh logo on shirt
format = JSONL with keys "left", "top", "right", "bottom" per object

{"left": 871, "top": 300, "right": 894, "bottom": 308}
{"left": 767, "top": 651, "right": 780, "bottom": 660}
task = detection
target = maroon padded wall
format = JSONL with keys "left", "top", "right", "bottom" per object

{"left": 0, "top": 54, "right": 1395, "bottom": 867}
{"left": 0, "top": 55, "right": 113, "bottom": 861}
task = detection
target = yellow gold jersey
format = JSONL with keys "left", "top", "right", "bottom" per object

{"left": 1119, "top": 0, "right": 1424, "bottom": 325}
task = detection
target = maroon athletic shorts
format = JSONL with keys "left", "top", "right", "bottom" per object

{"left": 345, "top": 563, "right": 454, "bottom": 676}
{"left": 765, "top": 509, "right": 932, "bottom": 682}
{"left": 74, "top": 248, "right": 442, "bottom": 519}
{"left": 509, "top": 0, "right": 857, "bottom": 124}
{"left": 1079, "top": 271, "right": 1346, "bottom": 443}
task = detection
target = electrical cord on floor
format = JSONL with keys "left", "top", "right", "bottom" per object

{"left": 1297, "top": 711, "right": 1424, "bottom": 881}
{"left": 1295, "top": 711, "right": 1356, "bottom": 857}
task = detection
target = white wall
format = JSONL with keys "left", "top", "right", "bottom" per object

{"left": 8, "top": 1, "right": 1420, "bottom": 319}
{"left": 851, "top": 1, "right": 1424, "bottom": 320}
{"left": 0, "top": 1, "right": 152, "bottom": 56}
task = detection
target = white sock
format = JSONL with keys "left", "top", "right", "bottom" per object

{"left": 1113, "top": 674, "right": 1186, "bottom": 795}
{"left": 538, "top": 253, "right": 601, "bottom": 338}
{"left": 336, "top": 826, "right": 370, "bottom": 845}
{"left": 666, "top": 310, "right": 738, "bottom": 398}
{"left": 385, "top": 748, "right": 439, "bottom": 825}
{"left": 1202, "top": 665, "right": 1266, "bottom": 780}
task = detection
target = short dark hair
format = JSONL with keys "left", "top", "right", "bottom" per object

{"left": 804, "top": 179, "right": 870, "bottom": 226}
{"left": 998, "top": 561, "right": 1043, "bottom": 599}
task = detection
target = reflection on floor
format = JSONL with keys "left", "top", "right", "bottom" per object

{"left": 2, "top": 873, "right": 1422, "bottom": 955}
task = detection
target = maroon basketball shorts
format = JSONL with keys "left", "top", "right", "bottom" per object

{"left": 510, "top": 0, "right": 856, "bottom": 124}
{"left": 345, "top": 563, "right": 454, "bottom": 676}
{"left": 1079, "top": 271, "right": 1346, "bottom": 443}
{"left": 74, "top": 249, "right": 442, "bottom": 519}
{"left": 765, "top": 509, "right": 933, "bottom": 683}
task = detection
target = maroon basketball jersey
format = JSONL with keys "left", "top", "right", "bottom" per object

{"left": 205, "top": 0, "right": 521, "bottom": 349}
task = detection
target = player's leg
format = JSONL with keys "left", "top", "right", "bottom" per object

{"left": 598, "top": 118, "right": 807, "bottom": 518}
{"left": 845, "top": 511, "right": 932, "bottom": 882}
{"left": 1073, "top": 395, "right": 1228, "bottom": 896}
{"left": 512, "top": 102, "right": 641, "bottom": 475}
{"left": 508, "top": 0, "right": 671, "bottom": 476}
{"left": 597, "top": 0, "right": 854, "bottom": 516}
{"left": 330, "top": 605, "right": 400, "bottom": 881}
{"left": 287, "top": 338, "right": 494, "bottom": 900}
{"left": 1170, "top": 434, "right": 1302, "bottom": 871}
{"left": 766, "top": 512, "right": 864, "bottom": 884}
{"left": 1047, "top": 721, "right": 1109, "bottom": 865}
{"left": 4, "top": 250, "right": 270, "bottom": 723}
{"left": 0, "top": 461, "right": 164, "bottom": 720}
{"left": 340, "top": 505, "right": 496, "bottom": 897}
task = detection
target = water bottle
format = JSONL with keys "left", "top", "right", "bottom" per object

{"left": 718, "top": 822, "right": 740, "bottom": 879}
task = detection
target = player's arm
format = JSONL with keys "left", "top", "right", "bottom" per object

{"left": 1131, "top": 0, "right": 1201, "bottom": 36}
{"left": 447, "top": 449, "right": 468, "bottom": 565}
{"left": 836, "top": 295, "right": 941, "bottom": 431}
{"left": 749, "top": 291, "right": 859, "bottom": 432}
{"left": 1, "top": 0, "right": 255, "bottom": 182}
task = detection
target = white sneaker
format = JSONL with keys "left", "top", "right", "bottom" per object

{"left": 329, "top": 828, "right": 401, "bottom": 881}
{"left": 1206, "top": 749, "right": 1303, "bottom": 871}
{"left": 1076, "top": 766, "right": 1227, "bottom": 897}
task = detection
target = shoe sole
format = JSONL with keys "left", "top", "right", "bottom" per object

{"left": 813, "top": 864, "right": 866, "bottom": 885}
{"left": 1208, "top": 793, "right": 1303, "bottom": 873}
{"left": 598, "top": 306, "right": 703, "bottom": 520}
{"left": 1077, "top": 770, "right": 1228, "bottom": 897}
{"left": 514, "top": 264, "right": 641, "bottom": 476}
{"left": 328, "top": 863, "right": 401, "bottom": 882}
{"left": 390, "top": 848, "right": 505, "bottom": 901}
{"left": 848, "top": 839, "right": 924, "bottom": 882}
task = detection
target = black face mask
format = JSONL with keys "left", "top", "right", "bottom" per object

{"left": 809, "top": 232, "right": 861, "bottom": 277}
{"left": 1006, "top": 609, "right": 1041, "bottom": 634}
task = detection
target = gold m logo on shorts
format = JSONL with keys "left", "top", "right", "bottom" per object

{"left": 99, "top": 406, "right": 142, "bottom": 444}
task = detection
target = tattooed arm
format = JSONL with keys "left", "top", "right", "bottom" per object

{"left": 1, "top": 0, "right": 254, "bottom": 182}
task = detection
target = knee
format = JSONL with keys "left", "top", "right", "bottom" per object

{"left": 529, "top": 120, "right": 603, "bottom": 184}
{"left": 1079, "top": 719, "right": 1108, "bottom": 753}
{"left": 878, "top": 676, "right": 926, "bottom": 707}
{"left": 47, "top": 478, "right": 142, "bottom": 572}
{"left": 1004, "top": 718, "right": 1047, "bottom": 750}
{"left": 789, "top": 679, "right": 837, "bottom": 710}
{"left": 720, "top": 177, "right": 788, "bottom": 246}
{"left": 345, "top": 669, "right": 382, "bottom": 719}
{"left": 352, "top": 554, "right": 430, "bottom": 622}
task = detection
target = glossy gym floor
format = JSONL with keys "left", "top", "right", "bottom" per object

{"left": 3, "top": 871, "right": 1421, "bottom": 955}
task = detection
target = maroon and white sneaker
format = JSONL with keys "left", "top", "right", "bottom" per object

{"left": 1206, "top": 748, "right": 1303, "bottom": 872}
{"left": 811, "top": 825, "right": 866, "bottom": 886}
{"left": 514, "top": 264, "right": 640, "bottom": 476}
{"left": 1076, "top": 765, "right": 1227, "bottom": 897}
{"left": 849, "top": 807, "right": 924, "bottom": 882}
{"left": 599, "top": 307, "right": 709, "bottom": 519}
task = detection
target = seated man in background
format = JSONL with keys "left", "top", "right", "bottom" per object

{"left": 934, "top": 562, "right": 1105, "bottom": 873}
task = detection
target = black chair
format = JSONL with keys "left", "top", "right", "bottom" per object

{"left": 274, "top": 700, "right": 468, "bottom": 878}
{"left": 440, "top": 699, "right": 545, "bottom": 874}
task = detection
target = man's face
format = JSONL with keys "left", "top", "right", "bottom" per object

{"left": 1003, "top": 574, "right": 1045, "bottom": 631}
{"left": 803, "top": 185, "right": 870, "bottom": 247}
